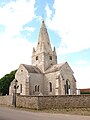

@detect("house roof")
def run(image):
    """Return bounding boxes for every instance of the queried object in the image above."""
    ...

[79,88,90,92]
[22,64,42,74]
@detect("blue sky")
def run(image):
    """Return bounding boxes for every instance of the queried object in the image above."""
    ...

[0,0,90,89]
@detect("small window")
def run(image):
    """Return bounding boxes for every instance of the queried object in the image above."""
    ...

[20,84,22,93]
[69,85,70,89]
[21,70,23,72]
[35,85,40,92]
[49,82,52,92]
[35,85,37,92]
[49,56,52,60]
[36,56,38,60]
[38,85,39,92]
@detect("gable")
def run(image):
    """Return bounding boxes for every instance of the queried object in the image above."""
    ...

[61,62,76,82]
[16,64,42,74]
[15,64,28,78]
[61,62,74,74]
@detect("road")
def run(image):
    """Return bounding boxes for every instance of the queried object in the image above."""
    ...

[0,107,90,120]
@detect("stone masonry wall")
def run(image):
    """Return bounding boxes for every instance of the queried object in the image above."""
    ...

[0,95,90,109]
[0,95,12,106]
[16,95,39,109]
[38,95,90,109]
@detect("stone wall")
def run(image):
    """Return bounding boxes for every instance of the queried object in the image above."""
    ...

[0,95,39,109]
[0,95,90,109]
[38,95,90,109]
[29,73,44,95]
[45,72,58,95]
[0,95,12,106]
[16,95,39,109]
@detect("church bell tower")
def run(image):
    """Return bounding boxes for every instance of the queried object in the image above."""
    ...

[32,20,57,72]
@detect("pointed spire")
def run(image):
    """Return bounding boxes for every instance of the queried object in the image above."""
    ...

[53,47,56,54]
[32,20,57,71]
[32,47,36,56]
[33,47,35,52]
[54,46,55,51]
[41,20,46,28]
[36,20,52,53]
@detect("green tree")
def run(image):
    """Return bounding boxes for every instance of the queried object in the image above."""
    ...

[0,70,17,95]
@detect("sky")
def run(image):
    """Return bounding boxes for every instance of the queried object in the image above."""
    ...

[0,0,90,89]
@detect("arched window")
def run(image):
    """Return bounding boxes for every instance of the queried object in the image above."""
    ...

[38,85,39,92]
[36,56,38,60]
[49,56,52,60]
[65,80,70,95]
[66,80,69,94]
[35,85,40,92]
[20,84,22,93]
[35,85,37,92]
[49,82,52,92]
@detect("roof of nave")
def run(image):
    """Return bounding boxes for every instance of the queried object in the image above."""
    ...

[22,64,42,74]
[45,62,66,73]
[21,62,73,74]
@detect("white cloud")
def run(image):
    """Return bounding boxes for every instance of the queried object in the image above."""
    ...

[72,59,90,88]
[76,60,88,65]
[0,0,35,25]
[45,0,90,89]
[45,0,90,55]
[0,0,36,77]
[0,0,36,37]
[0,34,36,77]
[72,64,90,89]
[24,27,35,32]
[45,4,52,19]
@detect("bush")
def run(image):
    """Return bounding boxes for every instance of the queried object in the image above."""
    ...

[0,70,17,95]
[80,92,90,94]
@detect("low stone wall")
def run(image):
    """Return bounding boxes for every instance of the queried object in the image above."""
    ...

[38,95,90,109]
[0,95,12,106]
[0,95,90,109]
[0,95,39,109]
[16,95,39,109]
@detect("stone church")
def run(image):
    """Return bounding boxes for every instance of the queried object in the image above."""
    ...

[9,21,76,96]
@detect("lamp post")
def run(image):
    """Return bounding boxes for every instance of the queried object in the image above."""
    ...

[13,79,19,107]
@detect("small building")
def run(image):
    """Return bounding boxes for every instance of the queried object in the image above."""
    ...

[9,21,76,96]
[79,88,90,94]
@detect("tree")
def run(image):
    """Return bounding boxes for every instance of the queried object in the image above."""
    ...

[0,70,17,95]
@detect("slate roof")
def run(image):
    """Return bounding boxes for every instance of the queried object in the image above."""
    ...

[22,64,42,73]
[21,62,73,74]
[45,62,66,73]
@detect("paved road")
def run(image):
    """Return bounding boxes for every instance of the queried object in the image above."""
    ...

[0,107,90,120]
